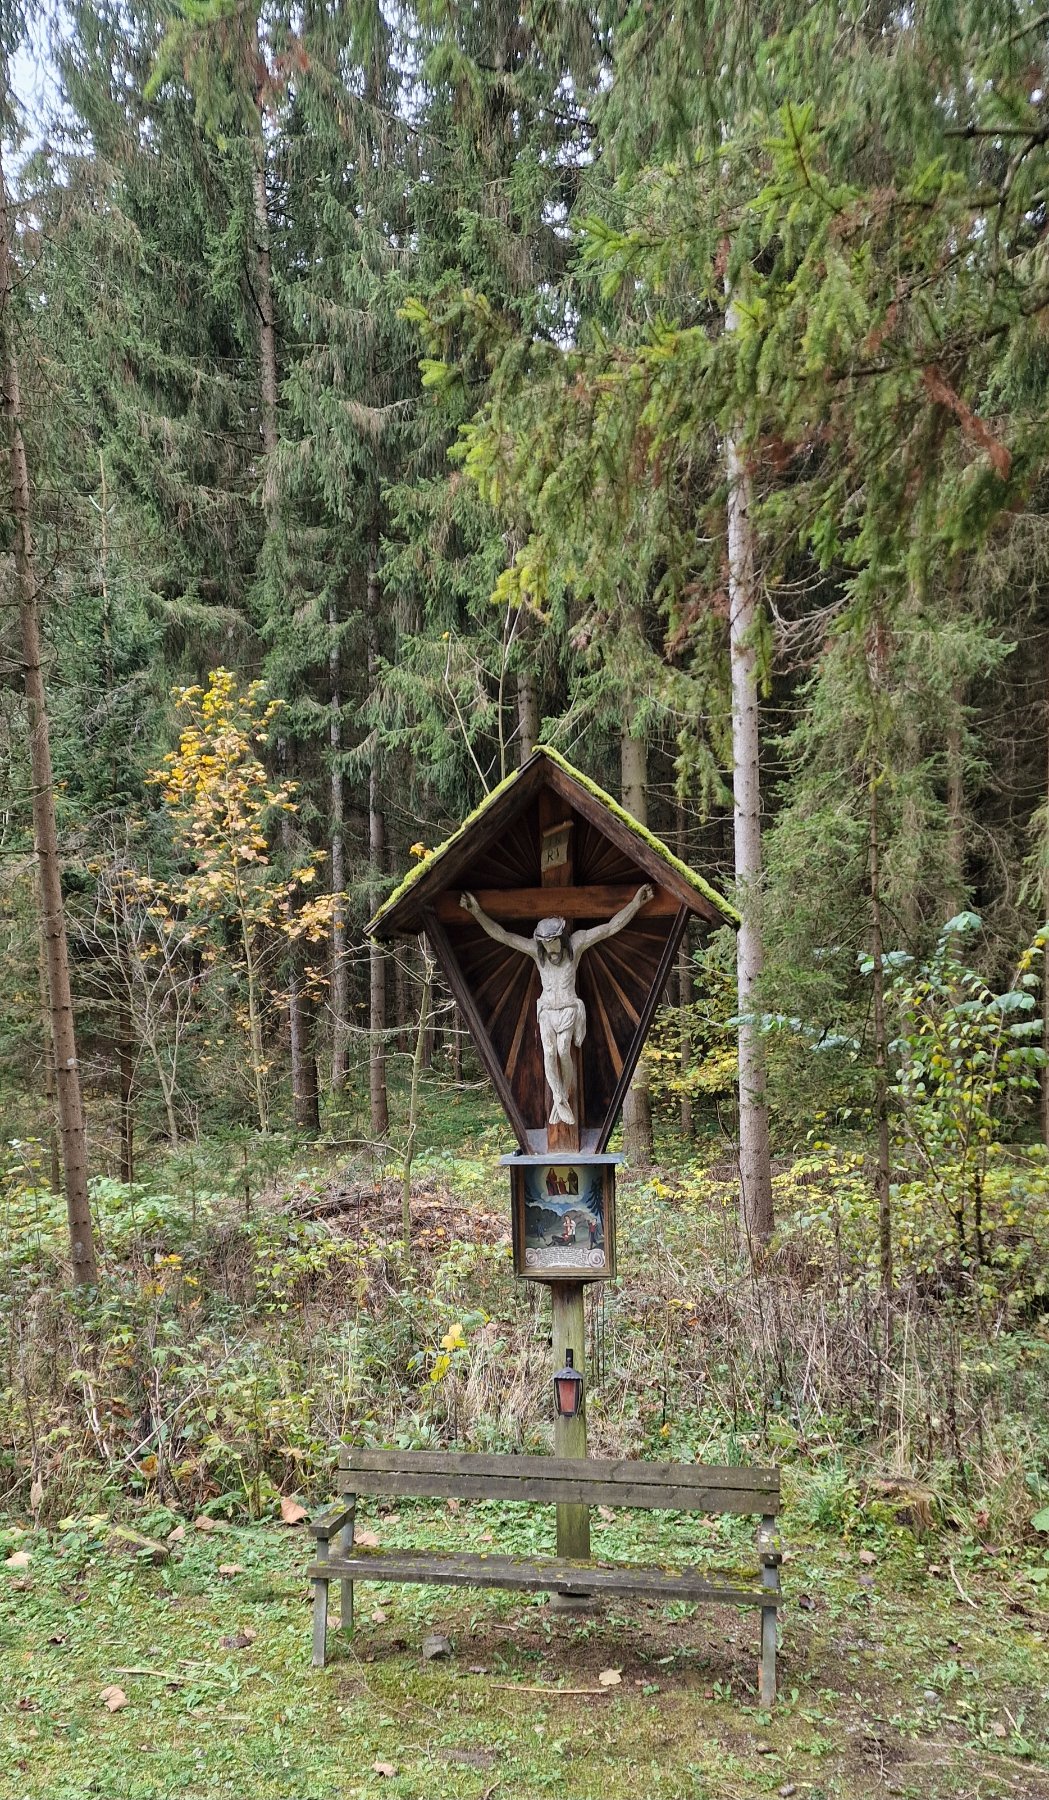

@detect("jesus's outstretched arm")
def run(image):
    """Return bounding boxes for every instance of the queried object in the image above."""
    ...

[571,883,655,956]
[459,892,537,959]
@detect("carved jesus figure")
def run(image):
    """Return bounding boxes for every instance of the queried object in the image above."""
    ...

[459,884,655,1127]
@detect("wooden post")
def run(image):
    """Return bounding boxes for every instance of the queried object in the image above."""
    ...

[551,1281,589,1561]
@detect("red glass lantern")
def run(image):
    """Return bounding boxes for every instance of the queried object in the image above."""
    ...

[553,1347,584,1418]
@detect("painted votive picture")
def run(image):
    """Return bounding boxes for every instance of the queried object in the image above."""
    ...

[520,1162,610,1276]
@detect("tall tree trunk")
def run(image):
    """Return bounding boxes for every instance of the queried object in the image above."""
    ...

[368,545,389,1139]
[725,302,774,1250]
[35,888,61,1194]
[1042,641,1049,1150]
[946,696,966,914]
[869,774,893,1294]
[1,138,97,1283]
[118,1000,134,1185]
[251,98,318,1133]
[329,592,350,1092]
[278,740,320,1134]
[517,669,539,764]
[676,803,693,1142]
[621,728,654,1161]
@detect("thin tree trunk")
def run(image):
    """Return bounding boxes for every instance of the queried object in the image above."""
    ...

[869,775,893,1294]
[1042,641,1049,1149]
[676,803,693,1142]
[239,911,270,1133]
[517,668,539,763]
[251,79,318,1132]
[251,128,279,490]
[946,691,966,913]
[35,894,60,1194]
[279,741,320,1135]
[725,300,774,1251]
[402,940,434,1247]
[368,545,389,1138]
[329,593,350,1091]
[1,136,97,1282]
[621,727,654,1161]
[394,949,410,1054]
[118,1000,134,1184]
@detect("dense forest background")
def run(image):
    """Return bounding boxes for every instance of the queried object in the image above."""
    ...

[5,0,1049,1307]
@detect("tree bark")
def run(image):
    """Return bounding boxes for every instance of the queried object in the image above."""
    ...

[329,592,350,1091]
[725,302,774,1251]
[278,740,320,1135]
[118,1000,134,1185]
[1042,640,1049,1150]
[946,696,966,914]
[368,547,389,1139]
[401,939,434,1245]
[517,668,539,764]
[35,887,61,1194]
[251,92,318,1134]
[676,803,693,1141]
[621,728,654,1161]
[869,775,893,1293]
[1,137,97,1282]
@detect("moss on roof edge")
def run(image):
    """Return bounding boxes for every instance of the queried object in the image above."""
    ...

[368,744,740,933]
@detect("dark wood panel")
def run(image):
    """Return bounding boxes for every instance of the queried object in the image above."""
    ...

[596,905,690,1150]
[374,757,549,936]
[423,908,531,1148]
[310,1546,769,1605]
[333,1471,777,1513]
[543,762,726,924]
[433,885,679,923]
[338,1448,779,1491]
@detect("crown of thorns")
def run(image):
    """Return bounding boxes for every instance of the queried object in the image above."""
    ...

[534,915,572,962]
[534,916,568,941]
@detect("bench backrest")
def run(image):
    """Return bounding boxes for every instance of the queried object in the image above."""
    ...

[337,1448,779,1516]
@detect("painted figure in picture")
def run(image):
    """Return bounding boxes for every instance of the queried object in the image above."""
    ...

[460,883,654,1127]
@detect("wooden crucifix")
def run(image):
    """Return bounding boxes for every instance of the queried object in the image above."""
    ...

[367,747,737,1161]
[459,875,654,1149]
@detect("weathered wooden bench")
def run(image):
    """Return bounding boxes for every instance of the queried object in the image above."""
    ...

[309,1448,783,1705]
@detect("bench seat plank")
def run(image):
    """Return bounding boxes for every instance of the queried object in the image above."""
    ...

[334,1468,776,1514]
[309,1544,769,1607]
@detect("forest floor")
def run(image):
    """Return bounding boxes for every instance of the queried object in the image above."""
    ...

[4,1081,1049,1797]
[3,1476,1048,1798]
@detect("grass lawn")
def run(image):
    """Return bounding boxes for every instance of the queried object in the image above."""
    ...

[2,1499,1047,1800]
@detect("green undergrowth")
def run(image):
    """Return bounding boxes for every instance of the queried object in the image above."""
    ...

[1,1505,1047,1800]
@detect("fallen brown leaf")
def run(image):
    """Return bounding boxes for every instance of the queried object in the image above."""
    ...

[598,1668,622,1687]
[217,1564,243,1578]
[279,1497,308,1526]
[857,1549,876,1566]
[355,1528,380,1548]
[4,1551,30,1569]
[372,1761,397,1778]
[100,1685,128,1712]
[193,1516,218,1534]
[370,1606,387,1623]
[167,1525,186,1543]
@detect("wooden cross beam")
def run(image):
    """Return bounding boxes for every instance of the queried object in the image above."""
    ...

[433,885,678,924]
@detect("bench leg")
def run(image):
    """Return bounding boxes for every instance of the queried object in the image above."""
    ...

[760,1603,777,1708]
[312,1575,330,1668]
[337,1507,355,1635]
[758,1513,780,1708]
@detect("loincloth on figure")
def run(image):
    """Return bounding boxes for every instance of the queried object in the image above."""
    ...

[537,997,587,1048]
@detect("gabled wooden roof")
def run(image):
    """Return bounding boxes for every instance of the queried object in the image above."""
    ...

[368,745,738,940]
